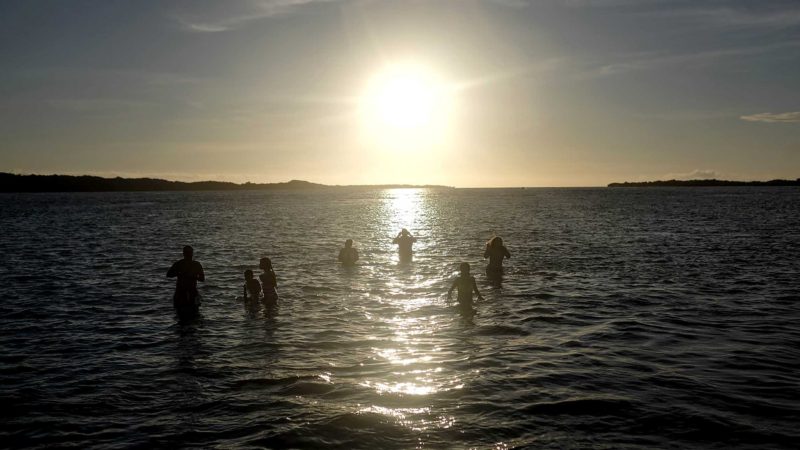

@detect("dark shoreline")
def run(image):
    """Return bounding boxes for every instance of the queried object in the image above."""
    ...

[0,173,453,193]
[608,178,800,187]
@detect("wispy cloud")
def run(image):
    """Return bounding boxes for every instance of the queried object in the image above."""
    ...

[47,98,155,113]
[174,0,335,33]
[581,39,800,78]
[740,112,800,123]
[641,5,800,30]
[557,1,800,30]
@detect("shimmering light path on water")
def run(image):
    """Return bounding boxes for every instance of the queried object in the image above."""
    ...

[1,188,799,448]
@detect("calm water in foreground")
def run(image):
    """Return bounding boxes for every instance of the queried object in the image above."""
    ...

[1,188,798,449]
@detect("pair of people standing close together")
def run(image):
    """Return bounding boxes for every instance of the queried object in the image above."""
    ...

[336,228,414,267]
[243,257,279,308]
[447,236,511,314]
[167,232,510,318]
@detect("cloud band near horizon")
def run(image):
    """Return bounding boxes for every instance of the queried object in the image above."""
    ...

[740,112,800,123]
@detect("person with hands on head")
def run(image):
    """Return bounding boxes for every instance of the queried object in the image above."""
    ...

[392,228,417,263]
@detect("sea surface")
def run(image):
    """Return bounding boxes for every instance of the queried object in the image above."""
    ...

[1,187,798,449]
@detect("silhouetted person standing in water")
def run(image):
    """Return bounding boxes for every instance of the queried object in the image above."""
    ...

[259,257,278,308]
[167,245,205,316]
[243,269,262,302]
[338,239,359,266]
[484,236,511,274]
[393,228,417,263]
[448,262,484,315]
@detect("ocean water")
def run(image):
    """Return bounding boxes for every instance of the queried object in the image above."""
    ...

[0,187,798,449]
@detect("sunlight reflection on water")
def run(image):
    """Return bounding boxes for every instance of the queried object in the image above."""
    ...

[384,188,424,234]
[2,188,798,448]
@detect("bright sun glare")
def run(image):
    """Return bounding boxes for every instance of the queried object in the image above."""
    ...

[359,63,453,150]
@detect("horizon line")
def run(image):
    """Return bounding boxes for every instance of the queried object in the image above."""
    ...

[2,171,798,190]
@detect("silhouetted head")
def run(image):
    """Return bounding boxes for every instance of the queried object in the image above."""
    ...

[259,257,272,271]
[401,228,410,236]
[345,239,353,248]
[244,269,254,280]
[183,245,193,259]
[460,262,470,275]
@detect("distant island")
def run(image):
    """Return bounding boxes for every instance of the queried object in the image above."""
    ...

[608,178,800,187]
[0,173,453,192]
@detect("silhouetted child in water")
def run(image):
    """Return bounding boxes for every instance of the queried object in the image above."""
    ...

[259,257,278,307]
[243,269,262,302]
[484,236,511,273]
[448,263,484,314]
[338,239,359,266]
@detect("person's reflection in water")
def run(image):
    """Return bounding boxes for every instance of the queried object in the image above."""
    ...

[167,245,205,320]
[448,263,484,316]
[338,239,359,267]
[171,323,206,435]
[392,228,417,263]
[484,236,511,283]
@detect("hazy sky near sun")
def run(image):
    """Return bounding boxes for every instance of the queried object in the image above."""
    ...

[1,0,799,187]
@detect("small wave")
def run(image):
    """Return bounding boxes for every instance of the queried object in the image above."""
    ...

[521,397,634,416]
[474,324,529,336]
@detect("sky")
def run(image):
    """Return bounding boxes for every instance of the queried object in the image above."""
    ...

[1,0,798,187]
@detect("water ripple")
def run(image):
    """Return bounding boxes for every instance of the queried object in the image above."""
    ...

[1,188,799,448]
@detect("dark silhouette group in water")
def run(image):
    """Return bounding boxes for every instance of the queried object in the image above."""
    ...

[168,230,510,319]
[240,257,279,315]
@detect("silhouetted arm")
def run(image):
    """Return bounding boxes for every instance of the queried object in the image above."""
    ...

[472,277,484,302]
[338,248,345,263]
[447,281,457,301]
[353,249,359,262]
[197,264,205,282]
[167,262,178,278]
[243,283,247,300]
[484,244,490,259]
[503,246,511,259]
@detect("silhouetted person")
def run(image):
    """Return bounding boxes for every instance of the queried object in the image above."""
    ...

[243,269,262,302]
[167,245,205,316]
[259,257,278,307]
[338,239,359,266]
[484,236,511,274]
[392,228,417,263]
[448,262,484,315]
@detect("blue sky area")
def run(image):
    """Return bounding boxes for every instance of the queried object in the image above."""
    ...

[1,0,798,186]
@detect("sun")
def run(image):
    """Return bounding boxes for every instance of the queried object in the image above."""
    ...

[359,63,453,150]
[366,68,438,129]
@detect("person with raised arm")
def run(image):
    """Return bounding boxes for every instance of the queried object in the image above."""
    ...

[484,236,511,274]
[392,228,417,263]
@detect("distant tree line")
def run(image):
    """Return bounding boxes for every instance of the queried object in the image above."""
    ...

[608,178,800,187]
[0,173,452,192]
